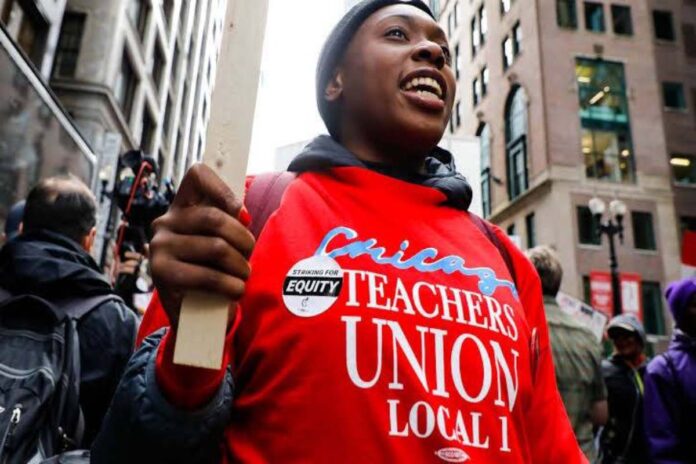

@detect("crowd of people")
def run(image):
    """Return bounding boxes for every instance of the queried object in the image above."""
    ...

[0,1,694,463]
[527,246,696,463]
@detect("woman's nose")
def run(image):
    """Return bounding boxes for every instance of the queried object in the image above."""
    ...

[412,40,446,69]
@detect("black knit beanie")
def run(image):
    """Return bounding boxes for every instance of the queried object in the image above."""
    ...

[316,0,435,137]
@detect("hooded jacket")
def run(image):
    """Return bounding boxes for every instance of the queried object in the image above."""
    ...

[92,137,585,463]
[0,230,139,446]
[600,314,649,464]
[644,294,696,464]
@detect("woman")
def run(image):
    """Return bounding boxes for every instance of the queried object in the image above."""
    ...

[92,1,584,462]
[644,277,696,463]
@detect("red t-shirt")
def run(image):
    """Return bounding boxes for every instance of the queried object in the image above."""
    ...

[141,167,586,463]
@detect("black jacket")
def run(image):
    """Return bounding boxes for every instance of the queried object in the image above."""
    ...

[0,230,139,446]
[600,355,650,464]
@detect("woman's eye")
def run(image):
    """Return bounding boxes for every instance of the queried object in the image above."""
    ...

[386,28,407,39]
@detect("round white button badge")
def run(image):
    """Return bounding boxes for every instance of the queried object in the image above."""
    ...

[282,255,343,318]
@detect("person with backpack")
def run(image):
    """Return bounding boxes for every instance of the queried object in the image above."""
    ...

[599,314,650,464]
[92,1,585,462]
[644,277,696,463]
[0,175,139,461]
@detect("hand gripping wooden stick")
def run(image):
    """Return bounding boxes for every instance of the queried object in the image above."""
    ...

[173,0,269,369]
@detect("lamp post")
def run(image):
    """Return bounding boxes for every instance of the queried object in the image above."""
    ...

[588,197,627,316]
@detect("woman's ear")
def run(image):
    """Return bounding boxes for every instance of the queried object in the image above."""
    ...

[324,69,344,103]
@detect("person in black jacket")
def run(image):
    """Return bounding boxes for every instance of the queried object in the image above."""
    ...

[0,175,139,446]
[599,314,650,464]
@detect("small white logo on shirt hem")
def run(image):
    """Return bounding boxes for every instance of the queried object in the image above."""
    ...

[435,447,470,462]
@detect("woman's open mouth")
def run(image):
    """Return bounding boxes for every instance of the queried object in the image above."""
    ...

[400,71,447,112]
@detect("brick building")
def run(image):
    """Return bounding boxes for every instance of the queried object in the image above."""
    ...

[432,0,696,339]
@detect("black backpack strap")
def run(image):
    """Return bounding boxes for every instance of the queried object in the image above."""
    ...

[58,294,126,321]
[469,214,518,287]
[246,172,297,239]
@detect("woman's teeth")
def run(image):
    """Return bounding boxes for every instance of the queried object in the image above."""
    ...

[402,76,443,100]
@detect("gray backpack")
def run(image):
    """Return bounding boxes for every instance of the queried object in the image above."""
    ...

[0,288,121,464]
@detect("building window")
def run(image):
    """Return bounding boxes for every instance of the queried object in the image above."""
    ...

[501,0,512,15]
[526,212,536,248]
[454,1,460,27]
[114,51,137,121]
[454,43,461,79]
[472,78,480,107]
[197,137,203,162]
[127,0,148,39]
[683,24,696,58]
[52,12,86,79]
[152,43,166,92]
[174,129,184,180]
[653,10,675,41]
[171,43,180,81]
[681,216,696,234]
[577,206,600,245]
[163,96,173,142]
[512,22,522,56]
[582,275,591,303]
[162,0,174,27]
[611,5,632,36]
[481,66,489,97]
[502,35,513,69]
[642,281,665,335]
[447,12,453,37]
[141,106,155,153]
[632,211,656,250]
[671,154,696,185]
[3,0,49,67]
[429,0,441,17]
[662,82,686,109]
[471,16,480,56]
[507,223,516,236]
[557,0,577,29]
[479,124,492,218]
[505,86,529,200]
[479,6,487,45]
[584,2,605,33]
[455,101,462,127]
[576,58,635,182]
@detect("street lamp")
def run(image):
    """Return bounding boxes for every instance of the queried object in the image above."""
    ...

[588,196,627,316]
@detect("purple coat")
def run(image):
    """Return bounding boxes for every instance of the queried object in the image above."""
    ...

[644,331,696,463]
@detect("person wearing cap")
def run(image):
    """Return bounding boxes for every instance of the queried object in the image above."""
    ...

[1,200,25,245]
[644,277,696,463]
[599,314,650,464]
[92,1,585,462]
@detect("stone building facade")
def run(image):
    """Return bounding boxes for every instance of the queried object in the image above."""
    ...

[50,0,226,183]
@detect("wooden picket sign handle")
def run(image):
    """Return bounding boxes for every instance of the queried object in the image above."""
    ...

[173,0,269,369]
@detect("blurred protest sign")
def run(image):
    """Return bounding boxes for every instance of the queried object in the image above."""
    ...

[556,291,609,342]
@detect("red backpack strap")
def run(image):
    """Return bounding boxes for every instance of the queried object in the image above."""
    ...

[469,214,518,287]
[245,171,297,239]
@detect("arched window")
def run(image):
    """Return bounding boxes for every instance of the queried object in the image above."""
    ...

[478,123,492,217]
[505,86,529,200]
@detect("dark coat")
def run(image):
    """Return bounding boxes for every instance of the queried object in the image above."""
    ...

[0,230,139,446]
[600,355,650,464]
[644,331,696,464]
